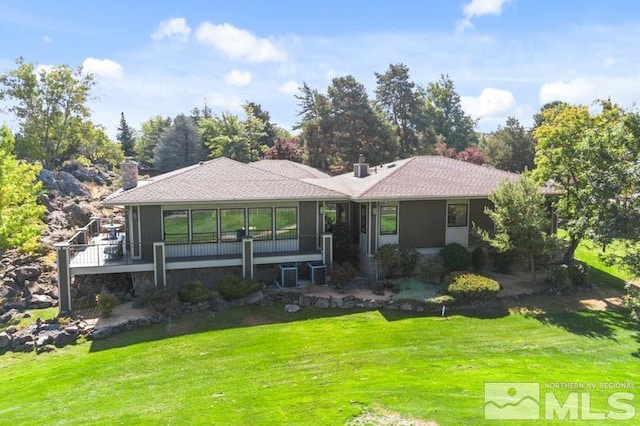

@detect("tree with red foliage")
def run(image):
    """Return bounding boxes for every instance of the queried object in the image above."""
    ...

[262,137,304,162]
[456,146,485,165]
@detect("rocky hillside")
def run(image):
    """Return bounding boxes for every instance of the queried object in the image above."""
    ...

[0,162,120,320]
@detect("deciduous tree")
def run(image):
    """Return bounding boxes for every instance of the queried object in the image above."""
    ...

[477,174,559,284]
[135,115,171,164]
[0,58,95,167]
[0,126,45,252]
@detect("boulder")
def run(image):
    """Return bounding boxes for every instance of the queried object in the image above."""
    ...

[0,308,18,323]
[4,326,18,335]
[54,331,77,348]
[42,344,56,353]
[56,171,90,197]
[284,304,300,313]
[62,202,91,228]
[26,281,45,296]
[314,297,330,309]
[0,284,17,300]
[14,265,42,284]
[38,169,58,190]
[24,341,35,352]
[29,294,56,309]
[38,194,57,212]
[0,332,10,348]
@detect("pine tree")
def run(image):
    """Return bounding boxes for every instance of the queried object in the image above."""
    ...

[116,112,136,157]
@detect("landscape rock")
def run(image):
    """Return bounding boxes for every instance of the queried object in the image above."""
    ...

[0,308,18,323]
[284,304,300,313]
[0,284,17,300]
[4,325,18,335]
[56,171,90,197]
[29,294,56,309]
[54,331,76,348]
[41,344,56,353]
[38,169,58,190]
[63,202,92,228]
[24,341,35,352]
[314,297,330,309]
[0,332,10,348]
[26,281,45,296]
[14,265,42,284]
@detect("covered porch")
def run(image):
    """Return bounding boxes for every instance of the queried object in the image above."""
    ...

[55,216,333,315]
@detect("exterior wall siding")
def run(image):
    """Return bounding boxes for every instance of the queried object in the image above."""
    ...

[399,200,446,248]
[140,205,162,261]
[469,199,494,235]
[299,201,317,252]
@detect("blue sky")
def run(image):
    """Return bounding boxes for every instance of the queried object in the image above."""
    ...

[2,0,640,139]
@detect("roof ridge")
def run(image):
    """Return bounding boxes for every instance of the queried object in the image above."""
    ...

[246,159,347,196]
[357,156,417,198]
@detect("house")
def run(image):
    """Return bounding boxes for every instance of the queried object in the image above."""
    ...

[54,155,555,314]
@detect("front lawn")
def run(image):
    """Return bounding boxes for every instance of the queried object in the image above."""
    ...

[0,303,638,424]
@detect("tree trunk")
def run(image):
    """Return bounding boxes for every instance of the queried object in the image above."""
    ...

[530,253,537,286]
[563,237,580,264]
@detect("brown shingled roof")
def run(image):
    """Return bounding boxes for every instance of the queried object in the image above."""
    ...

[249,159,331,179]
[104,157,346,205]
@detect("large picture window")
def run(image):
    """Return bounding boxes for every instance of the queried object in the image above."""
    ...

[192,210,217,243]
[275,207,297,239]
[380,206,398,235]
[220,209,246,241]
[163,210,189,244]
[447,204,468,228]
[249,208,273,240]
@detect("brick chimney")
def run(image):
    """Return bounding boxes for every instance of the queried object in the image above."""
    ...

[122,159,139,191]
[354,154,369,178]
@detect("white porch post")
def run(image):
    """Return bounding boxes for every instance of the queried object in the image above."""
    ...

[55,243,72,315]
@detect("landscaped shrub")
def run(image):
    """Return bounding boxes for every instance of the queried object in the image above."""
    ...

[144,288,176,312]
[95,291,119,317]
[217,276,262,301]
[568,262,589,286]
[440,243,471,272]
[445,273,500,299]
[491,250,516,273]
[329,262,357,292]
[420,255,445,284]
[545,264,569,288]
[471,247,485,271]
[177,280,211,304]
[375,244,420,278]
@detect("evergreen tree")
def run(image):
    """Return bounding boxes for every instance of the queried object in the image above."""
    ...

[425,74,478,151]
[116,112,136,157]
[135,115,172,164]
[153,115,206,172]
[0,126,46,252]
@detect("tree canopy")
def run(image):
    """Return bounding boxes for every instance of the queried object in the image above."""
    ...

[0,58,95,168]
[116,112,136,157]
[0,126,46,252]
[477,174,559,284]
[153,114,206,172]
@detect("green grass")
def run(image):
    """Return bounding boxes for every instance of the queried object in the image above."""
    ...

[0,305,638,425]
[558,229,633,289]
[0,233,638,424]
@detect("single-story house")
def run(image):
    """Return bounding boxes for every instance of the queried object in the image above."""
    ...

[54,155,555,313]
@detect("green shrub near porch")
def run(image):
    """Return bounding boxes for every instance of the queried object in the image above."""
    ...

[445,273,500,299]
[217,276,262,301]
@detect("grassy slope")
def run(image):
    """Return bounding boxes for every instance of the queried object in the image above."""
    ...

[0,306,638,425]
[0,236,638,424]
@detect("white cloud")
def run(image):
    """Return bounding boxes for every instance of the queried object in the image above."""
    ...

[539,76,640,106]
[195,22,287,62]
[603,56,615,68]
[82,58,124,79]
[279,80,299,95]
[151,17,191,43]
[35,64,54,74]
[456,0,510,33]
[461,88,516,119]
[42,35,52,44]
[206,93,244,111]
[223,69,252,86]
